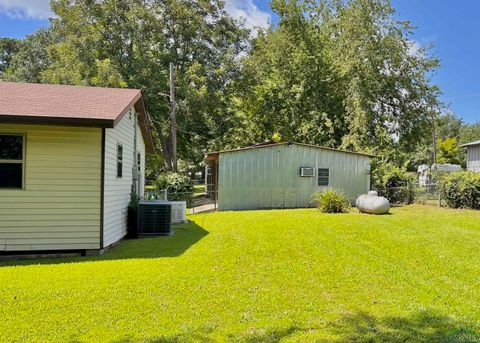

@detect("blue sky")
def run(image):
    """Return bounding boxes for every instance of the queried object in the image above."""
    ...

[0,0,478,123]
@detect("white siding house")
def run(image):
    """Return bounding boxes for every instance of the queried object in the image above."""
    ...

[462,140,480,172]
[103,109,146,247]
[0,82,154,254]
[0,125,102,251]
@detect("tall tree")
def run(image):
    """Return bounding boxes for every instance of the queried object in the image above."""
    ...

[436,112,463,141]
[4,0,447,169]
[2,28,58,83]
[0,38,22,78]
[238,0,442,157]
[236,3,346,147]
[412,112,480,167]
[436,137,464,165]
[460,122,480,145]
[5,0,249,171]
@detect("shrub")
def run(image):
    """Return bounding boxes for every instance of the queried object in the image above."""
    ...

[155,172,194,204]
[128,192,141,209]
[126,192,140,239]
[384,174,415,205]
[440,171,480,209]
[313,188,351,213]
[371,161,415,204]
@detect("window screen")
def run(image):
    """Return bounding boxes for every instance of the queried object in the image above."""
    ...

[0,134,24,189]
[117,144,123,178]
[318,168,329,186]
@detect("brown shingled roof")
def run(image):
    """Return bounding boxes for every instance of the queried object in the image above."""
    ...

[0,82,154,152]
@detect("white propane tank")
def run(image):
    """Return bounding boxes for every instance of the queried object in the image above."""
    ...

[356,191,390,215]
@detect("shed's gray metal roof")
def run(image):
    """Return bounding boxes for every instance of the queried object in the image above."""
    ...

[206,142,375,158]
[461,140,480,147]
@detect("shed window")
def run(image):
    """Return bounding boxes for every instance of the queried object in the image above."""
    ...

[0,134,24,189]
[318,168,329,186]
[117,144,123,178]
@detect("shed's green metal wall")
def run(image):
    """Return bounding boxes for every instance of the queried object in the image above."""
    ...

[218,144,371,210]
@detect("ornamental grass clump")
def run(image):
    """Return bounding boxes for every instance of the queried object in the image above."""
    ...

[314,188,351,213]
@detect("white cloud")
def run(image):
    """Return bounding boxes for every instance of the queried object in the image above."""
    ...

[0,0,52,19]
[407,40,423,57]
[0,0,272,31]
[224,0,271,30]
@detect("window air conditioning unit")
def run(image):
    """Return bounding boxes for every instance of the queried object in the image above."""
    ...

[299,167,315,177]
[138,201,172,235]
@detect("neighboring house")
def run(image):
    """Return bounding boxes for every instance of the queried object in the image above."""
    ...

[461,140,480,172]
[417,164,430,187]
[418,163,462,187]
[0,82,154,254]
[431,163,461,173]
[205,142,373,211]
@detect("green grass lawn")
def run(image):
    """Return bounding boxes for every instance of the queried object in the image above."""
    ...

[194,184,206,191]
[1,205,480,342]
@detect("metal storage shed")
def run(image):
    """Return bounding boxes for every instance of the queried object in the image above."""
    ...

[205,142,373,211]
[461,140,480,172]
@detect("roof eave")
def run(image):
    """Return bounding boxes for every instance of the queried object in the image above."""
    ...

[0,89,156,154]
[460,141,480,148]
[205,142,376,158]
[133,96,155,154]
[0,114,115,128]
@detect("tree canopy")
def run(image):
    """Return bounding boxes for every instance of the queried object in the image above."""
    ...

[430,113,480,166]
[1,0,470,172]
[2,0,249,171]
[0,38,22,77]
[237,0,441,158]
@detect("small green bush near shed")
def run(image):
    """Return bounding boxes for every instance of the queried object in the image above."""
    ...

[371,161,415,204]
[314,188,351,213]
[155,172,194,204]
[440,171,480,209]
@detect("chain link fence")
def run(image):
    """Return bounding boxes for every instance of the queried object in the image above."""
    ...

[145,178,445,212]
[413,182,444,206]
[145,180,218,214]
[377,181,444,207]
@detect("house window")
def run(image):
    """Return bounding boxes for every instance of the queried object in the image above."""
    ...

[318,168,329,186]
[117,144,123,178]
[137,152,142,189]
[0,134,24,189]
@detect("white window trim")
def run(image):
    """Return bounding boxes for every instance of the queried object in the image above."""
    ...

[318,167,330,187]
[0,133,26,190]
[116,143,123,179]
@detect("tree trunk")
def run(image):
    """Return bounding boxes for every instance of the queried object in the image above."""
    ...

[169,62,177,172]
[152,120,173,171]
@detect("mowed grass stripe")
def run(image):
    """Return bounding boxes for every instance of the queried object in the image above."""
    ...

[1,205,480,342]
